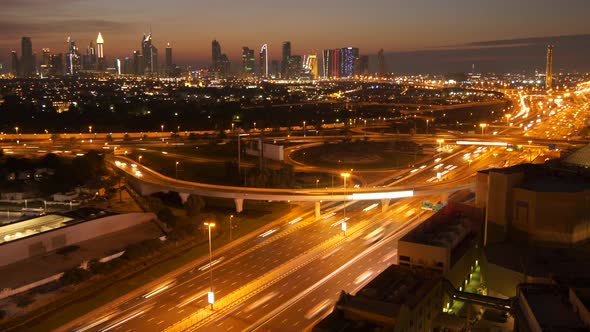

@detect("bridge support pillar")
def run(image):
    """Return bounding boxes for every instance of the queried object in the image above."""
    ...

[234,198,244,213]
[315,201,321,220]
[178,192,190,204]
[440,192,449,205]
[381,199,390,212]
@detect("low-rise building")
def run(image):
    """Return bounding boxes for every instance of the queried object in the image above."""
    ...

[313,265,443,332]
[516,283,590,331]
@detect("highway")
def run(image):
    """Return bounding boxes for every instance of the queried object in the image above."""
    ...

[41,87,590,331]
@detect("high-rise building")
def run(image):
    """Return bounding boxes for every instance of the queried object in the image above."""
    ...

[303,54,318,79]
[377,48,386,77]
[40,48,51,77]
[270,60,280,79]
[322,49,343,78]
[241,47,255,77]
[287,55,302,79]
[133,50,142,75]
[82,42,96,71]
[211,39,230,78]
[212,39,222,73]
[339,47,359,78]
[165,43,173,76]
[259,44,268,78]
[282,41,291,78]
[358,55,369,76]
[545,45,554,90]
[11,50,19,76]
[49,53,64,76]
[142,33,158,75]
[21,37,35,77]
[96,32,105,71]
[65,37,81,75]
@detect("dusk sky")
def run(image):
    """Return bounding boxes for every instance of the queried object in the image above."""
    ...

[1,0,589,72]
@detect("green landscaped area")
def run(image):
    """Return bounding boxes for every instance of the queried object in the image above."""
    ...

[14,198,291,332]
[290,141,423,170]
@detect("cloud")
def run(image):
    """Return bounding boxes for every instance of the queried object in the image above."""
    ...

[0,19,130,37]
[2,0,85,9]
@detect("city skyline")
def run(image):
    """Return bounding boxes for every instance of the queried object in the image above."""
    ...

[1,0,590,73]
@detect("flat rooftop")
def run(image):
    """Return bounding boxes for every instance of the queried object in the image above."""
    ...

[0,214,73,245]
[0,208,114,245]
[400,204,479,250]
[520,284,587,331]
[485,163,590,193]
[313,266,441,331]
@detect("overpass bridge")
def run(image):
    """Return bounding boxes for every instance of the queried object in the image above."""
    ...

[112,156,474,218]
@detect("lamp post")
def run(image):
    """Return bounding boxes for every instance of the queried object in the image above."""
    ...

[88,125,92,134]
[138,155,143,164]
[303,121,306,137]
[14,127,19,135]
[161,124,164,133]
[341,172,351,236]
[204,222,216,310]
[505,114,512,126]
[175,161,179,179]
[316,179,319,189]
[479,123,487,136]
[229,215,234,241]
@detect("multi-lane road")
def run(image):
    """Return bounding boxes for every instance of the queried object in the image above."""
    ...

[20,87,590,331]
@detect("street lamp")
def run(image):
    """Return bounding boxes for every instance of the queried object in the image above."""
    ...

[316,179,319,189]
[229,215,234,241]
[204,222,216,310]
[341,172,351,235]
[14,127,19,135]
[161,124,164,133]
[175,161,179,179]
[505,114,512,125]
[138,155,143,163]
[479,123,487,136]
[303,121,306,137]
[88,125,92,134]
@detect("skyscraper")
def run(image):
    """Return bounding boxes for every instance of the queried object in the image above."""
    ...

[339,47,359,78]
[40,48,51,77]
[287,55,302,79]
[303,54,318,79]
[133,50,142,75]
[96,32,105,71]
[82,41,96,70]
[282,41,291,78]
[65,37,81,75]
[21,37,35,77]
[259,44,268,78]
[545,45,554,90]
[242,47,255,77]
[165,43,173,76]
[358,55,369,76]
[211,40,230,78]
[142,33,158,75]
[212,39,222,74]
[49,53,64,76]
[377,48,386,77]
[11,50,19,76]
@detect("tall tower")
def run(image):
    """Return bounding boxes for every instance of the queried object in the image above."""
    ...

[21,37,34,77]
[212,39,221,73]
[242,47,255,77]
[282,41,291,78]
[377,48,386,78]
[96,32,104,71]
[260,44,268,78]
[11,50,19,76]
[142,33,157,75]
[545,45,554,90]
[165,43,172,76]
